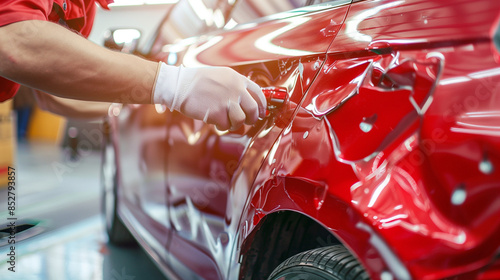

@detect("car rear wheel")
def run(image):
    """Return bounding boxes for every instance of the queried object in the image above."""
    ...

[101,125,135,245]
[267,245,370,280]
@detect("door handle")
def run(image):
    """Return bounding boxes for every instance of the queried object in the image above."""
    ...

[262,87,288,111]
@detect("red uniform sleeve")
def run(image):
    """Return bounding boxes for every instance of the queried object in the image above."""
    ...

[0,0,113,102]
[0,0,54,27]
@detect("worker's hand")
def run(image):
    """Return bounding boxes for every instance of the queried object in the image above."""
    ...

[152,62,267,130]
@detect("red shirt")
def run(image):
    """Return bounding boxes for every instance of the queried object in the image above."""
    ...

[0,0,113,102]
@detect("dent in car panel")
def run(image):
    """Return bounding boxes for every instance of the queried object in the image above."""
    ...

[305,51,442,162]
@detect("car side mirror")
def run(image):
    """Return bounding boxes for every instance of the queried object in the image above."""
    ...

[103,28,142,54]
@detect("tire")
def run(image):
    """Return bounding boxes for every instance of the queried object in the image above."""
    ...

[267,245,370,280]
[100,124,135,246]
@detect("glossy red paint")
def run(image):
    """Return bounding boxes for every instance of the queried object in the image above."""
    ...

[157,3,350,277]
[300,46,500,279]
[328,0,500,56]
[184,4,349,65]
[107,0,500,279]
[314,1,500,278]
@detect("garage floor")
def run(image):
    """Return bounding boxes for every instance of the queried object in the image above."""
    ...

[0,141,168,280]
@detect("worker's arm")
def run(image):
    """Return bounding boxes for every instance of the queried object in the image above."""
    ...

[0,20,156,104]
[0,20,267,130]
[33,90,111,120]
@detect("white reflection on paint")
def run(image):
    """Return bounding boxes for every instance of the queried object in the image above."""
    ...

[182,36,224,67]
[345,1,404,43]
[441,67,500,85]
[254,18,316,57]
[368,175,391,208]
[356,222,411,280]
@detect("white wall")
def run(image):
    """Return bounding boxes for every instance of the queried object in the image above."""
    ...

[88,4,173,52]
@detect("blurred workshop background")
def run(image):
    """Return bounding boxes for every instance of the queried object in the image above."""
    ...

[0,1,175,279]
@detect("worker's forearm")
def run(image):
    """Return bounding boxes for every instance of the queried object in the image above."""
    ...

[0,20,157,104]
[34,90,111,120]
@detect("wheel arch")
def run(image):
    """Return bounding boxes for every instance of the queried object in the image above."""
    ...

[238,210,341,280]
[236,174,404,280]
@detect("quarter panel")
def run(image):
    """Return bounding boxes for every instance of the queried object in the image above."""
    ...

[239,1,500,280]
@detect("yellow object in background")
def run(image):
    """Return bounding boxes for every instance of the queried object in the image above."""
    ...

[27,106,66,143]
[0,100,15,187]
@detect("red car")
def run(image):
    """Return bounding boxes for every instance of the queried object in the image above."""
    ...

[101,0,500,279]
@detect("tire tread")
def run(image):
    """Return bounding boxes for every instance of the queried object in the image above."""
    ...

[268,245,370,280]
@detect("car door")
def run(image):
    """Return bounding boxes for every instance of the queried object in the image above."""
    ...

[161,0,351,278]
[110,104,170,262]
[113,103,171,263]
[115,0,227,270]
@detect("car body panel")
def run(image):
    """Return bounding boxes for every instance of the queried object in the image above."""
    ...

[113,104,171,265]
[107,0,500,279]
[235,0,500,279]
[182,1,350,66]
[163,3,350,278]
[328,0,498,55]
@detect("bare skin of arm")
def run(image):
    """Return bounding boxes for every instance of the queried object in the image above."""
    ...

[0,20,158,104]
[33,90,111,119]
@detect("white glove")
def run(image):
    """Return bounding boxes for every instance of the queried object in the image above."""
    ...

[152,62,267,131]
